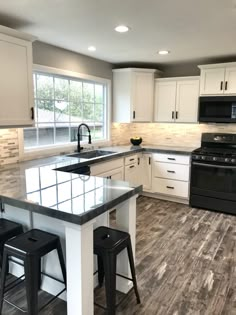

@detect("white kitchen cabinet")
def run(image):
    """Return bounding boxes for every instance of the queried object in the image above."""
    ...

[96,167,124,180]
[152,153,190,200]
[124,163,138,184]
[0,26,36,127]
[199,62,236,95]
[113,68,159,123]
[138,153,152,191]
[90,158,123,177]
[154,77,199,123]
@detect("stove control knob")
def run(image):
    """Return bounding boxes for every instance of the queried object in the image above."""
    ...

[225,158,229,162]
[213,157,217,161]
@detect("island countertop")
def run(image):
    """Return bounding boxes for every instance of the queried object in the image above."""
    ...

[0,159,142,225]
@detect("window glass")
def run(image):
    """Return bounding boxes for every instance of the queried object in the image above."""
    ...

[24,72,108,149]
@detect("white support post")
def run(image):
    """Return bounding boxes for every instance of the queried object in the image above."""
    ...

[64,219,95,315]
[115,195,138,293]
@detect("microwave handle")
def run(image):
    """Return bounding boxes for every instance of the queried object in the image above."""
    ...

[192,162,236,169]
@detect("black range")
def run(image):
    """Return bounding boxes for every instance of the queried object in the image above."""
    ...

[190,133,236,215]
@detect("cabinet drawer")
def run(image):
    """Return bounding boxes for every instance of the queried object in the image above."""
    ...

[125,154,138,165]
[90,158,123,176]
[152,153,190,165]
[152,178,189,198]
[153,161,189,181]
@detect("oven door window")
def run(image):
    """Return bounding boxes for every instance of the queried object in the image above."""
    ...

[191,162,236,200]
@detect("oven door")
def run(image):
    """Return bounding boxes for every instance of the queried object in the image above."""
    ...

[190,161,236,201]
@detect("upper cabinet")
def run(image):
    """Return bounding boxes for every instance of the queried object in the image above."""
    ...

[199,63,236,95]
[154,77,199,123]
[112,68,160,123]
[0,25,36,128]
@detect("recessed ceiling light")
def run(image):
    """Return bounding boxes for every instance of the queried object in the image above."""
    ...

[158,50,170,55]
[88,46,96,51]
[115,25,130,33]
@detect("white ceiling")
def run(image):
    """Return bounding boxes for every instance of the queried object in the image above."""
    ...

[1,0,236,65]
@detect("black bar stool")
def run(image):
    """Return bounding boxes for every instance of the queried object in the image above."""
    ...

[0,218,23,270]
[0,229,67,315]
[94,226,140,315]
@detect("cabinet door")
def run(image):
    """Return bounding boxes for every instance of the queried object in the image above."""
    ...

[154,81,176,122]
[132,72,154,122]
[200,68,225,95]
[138,154,152,191]
[0,34,34,127]
[124,163,138,184]
[224,67,236,94]
[175,79,199,123]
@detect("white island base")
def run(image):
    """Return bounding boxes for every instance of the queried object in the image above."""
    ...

[1,195,138,315]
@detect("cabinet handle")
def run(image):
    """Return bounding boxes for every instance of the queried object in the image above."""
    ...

[133,111,136,119]
[167,157,176,161]
[166,186,174,189]
[175,111,178,119]
[220,81,223,90]
[129,158,135,161]
[167,170,175,173]
[149,157,151,165]
[129,165,135,169]
[31,107,34,120]
[225,81,228,91]
[172,111,174,119]
[138,157,140,165]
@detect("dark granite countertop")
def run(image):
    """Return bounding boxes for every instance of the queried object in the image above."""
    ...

[0,144,195,225]
[0,161,142,225]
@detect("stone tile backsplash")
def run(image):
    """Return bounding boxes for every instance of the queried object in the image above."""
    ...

[2,123,236,165]
[0,129,19,166]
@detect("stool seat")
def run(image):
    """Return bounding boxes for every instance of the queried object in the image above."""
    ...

[94,226,130,252]
[0,228,67,315]
[5,229,60,257]
[94,226,140,315]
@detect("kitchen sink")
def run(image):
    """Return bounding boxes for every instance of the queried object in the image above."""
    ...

[67,150,117,159]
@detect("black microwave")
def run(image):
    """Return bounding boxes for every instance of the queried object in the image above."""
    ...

[199,96,236,123]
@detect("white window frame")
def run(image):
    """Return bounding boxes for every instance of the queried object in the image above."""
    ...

[18,64,111,161]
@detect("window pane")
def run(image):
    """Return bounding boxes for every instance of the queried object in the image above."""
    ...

[70,102,82,122]
[95,103,103,122]
[36,74,54,99]
[83,102,94,121]
[55,77,69,101]
[70,127,78,142]
[55,101,69,122]
[38,125,54,146]
[83,82,94,103]
[70,81,82,103]
[55,124,70,143]
[38,100,54,122]
[24,128,37,148]
[95,84,104,103]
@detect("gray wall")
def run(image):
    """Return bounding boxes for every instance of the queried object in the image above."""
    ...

[33,41,113,80]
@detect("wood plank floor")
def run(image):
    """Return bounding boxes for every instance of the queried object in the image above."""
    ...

[2,196,236,314]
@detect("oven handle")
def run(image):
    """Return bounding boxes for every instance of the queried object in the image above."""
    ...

[192,162,236,169]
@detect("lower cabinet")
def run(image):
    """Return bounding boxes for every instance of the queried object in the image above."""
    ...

[97,167,124,180]
[138,153,152,191]
[152,153,190,200]
[124,154,138,184]
[90,158,124,180]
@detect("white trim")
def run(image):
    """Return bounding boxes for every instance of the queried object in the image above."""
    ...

[112,67,162,74]
[155,76,200,82]
[34,64,111,84]
[20,65,112,160]
[0,25,37,42]
[198,62,236,70]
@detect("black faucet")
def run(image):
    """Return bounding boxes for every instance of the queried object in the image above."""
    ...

[77,123,92,152]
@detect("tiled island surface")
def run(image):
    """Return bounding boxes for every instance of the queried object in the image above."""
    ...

[0,156,142,315]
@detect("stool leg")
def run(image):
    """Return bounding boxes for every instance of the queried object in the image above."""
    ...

[97,256,104,288]
[56,241,67,288]
[103,253,116,315]
[0,251,8,313]
[127,240,141,304]
[36,258,41,290]
[25,256,39,315]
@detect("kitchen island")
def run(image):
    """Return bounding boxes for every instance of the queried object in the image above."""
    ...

[0,158,142,315]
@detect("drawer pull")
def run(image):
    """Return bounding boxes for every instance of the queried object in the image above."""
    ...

[166,186,174,189]
[167,170,175,173]
[129,165,135,169]
[129,158,135,161]
[167,157,176,161]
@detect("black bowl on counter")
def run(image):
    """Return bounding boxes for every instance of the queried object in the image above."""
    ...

[130,137,142,146]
